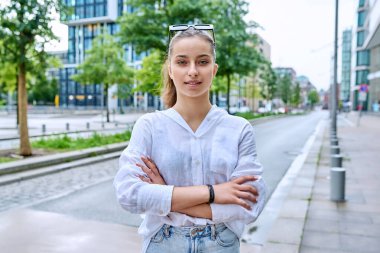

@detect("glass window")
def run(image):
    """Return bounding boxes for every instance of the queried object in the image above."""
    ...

[77,84,85,94]
[86,84,94,93]
[69,27,75,38]
[95,84,101,94]
[84,38,92,51]
[95,3,105,16]
[357,31,365,47]
[358,11,367,27]
[68,80,76,93]
[356,70,369,84]
[96,0,105,3]
[76,6,85,19]
[76,0,84,5]
[85,5,94,18]
[84,26,93,37]
[359,0,365,7]
[357,50,370,66]
[85,0,94,4]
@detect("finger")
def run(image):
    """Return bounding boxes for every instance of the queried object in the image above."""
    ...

[138,175,152,184]
[236,191,257,203]
[238,184,259,196]
[233,175,257,184]
[141,157,159,175]
[136,163,155,178]
[236,198,252,210]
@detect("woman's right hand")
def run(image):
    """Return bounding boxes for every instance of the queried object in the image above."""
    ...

[213,176,259,210]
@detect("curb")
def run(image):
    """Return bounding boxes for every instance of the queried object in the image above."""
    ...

[0,141,129,176]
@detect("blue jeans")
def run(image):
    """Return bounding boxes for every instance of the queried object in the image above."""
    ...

[146,223,240,253]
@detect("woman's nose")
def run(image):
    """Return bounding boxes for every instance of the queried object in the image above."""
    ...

[187,63,198,76]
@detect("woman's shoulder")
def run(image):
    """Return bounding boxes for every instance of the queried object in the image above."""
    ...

[134,110,167,128]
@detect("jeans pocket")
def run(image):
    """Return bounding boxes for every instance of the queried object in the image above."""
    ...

[216,227,238,247]
[150,228,164,243]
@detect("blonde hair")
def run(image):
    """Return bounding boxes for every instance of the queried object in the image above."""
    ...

[161,28,216,108]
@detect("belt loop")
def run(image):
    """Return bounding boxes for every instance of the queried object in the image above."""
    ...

[211,224,216,240]
[163,225,170,237]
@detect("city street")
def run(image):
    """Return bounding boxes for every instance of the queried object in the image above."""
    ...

[0,110,326,228]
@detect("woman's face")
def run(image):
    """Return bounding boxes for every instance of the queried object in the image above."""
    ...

[168,36,218,101]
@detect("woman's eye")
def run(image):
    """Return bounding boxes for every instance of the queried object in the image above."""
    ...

[177,60,187,65]
[199,60,209,65]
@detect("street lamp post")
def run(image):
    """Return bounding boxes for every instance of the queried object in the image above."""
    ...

[332,0,339,135]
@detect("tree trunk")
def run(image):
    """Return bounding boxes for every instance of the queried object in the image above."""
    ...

[105,83,110,122]
[18,61,32,156]
[227,74,231,113]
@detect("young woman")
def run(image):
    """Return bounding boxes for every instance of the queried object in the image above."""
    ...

[114,24,266,253]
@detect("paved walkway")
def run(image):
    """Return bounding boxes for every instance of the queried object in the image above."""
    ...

[262,112,380,252]
[0,111,379,252]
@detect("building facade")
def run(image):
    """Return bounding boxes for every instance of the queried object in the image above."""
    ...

[353,0,371,110]
[364,0,380,111]
[341,29,352,102]
[59,0,151,109]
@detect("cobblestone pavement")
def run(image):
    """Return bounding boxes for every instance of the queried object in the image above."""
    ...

[0,158,119,212]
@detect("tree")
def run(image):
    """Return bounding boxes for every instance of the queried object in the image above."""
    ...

[291,81,301,108]
[258,61,277,101]
[277,75,292,107]
[0,0,67,156]
[118,0,265,112]
[308,90,320,108]
[135,50,162,95]
[72,31,134,122]
[205,0,264,113]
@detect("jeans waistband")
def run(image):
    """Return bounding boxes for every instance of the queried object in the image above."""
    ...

[162,223,226,239]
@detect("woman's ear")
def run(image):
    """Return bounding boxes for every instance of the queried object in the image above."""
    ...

[213,63,219,77]
[168,64,173,79]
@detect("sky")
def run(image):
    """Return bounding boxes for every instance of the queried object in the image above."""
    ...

[48,0,357,91]
[247,0,357,91]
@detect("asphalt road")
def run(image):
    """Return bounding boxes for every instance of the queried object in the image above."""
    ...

[30,110,327,226]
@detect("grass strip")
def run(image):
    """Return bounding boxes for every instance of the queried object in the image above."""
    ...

[31,130,131,151]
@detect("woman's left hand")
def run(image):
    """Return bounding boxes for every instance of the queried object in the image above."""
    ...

[136,156,166,185]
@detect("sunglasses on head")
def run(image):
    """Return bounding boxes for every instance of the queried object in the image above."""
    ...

[168,24,216,45]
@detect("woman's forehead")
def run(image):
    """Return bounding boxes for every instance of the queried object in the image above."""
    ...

[171,37,213,57]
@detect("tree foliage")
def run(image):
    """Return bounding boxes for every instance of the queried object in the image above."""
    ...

[0,0,68,156]
[258,61,277,101]
[135,50,162,95]
[277,75,292,106]
[291,81,301,107]
[72,31,134,122]
[308,90,319,108]
[118,0,265,111]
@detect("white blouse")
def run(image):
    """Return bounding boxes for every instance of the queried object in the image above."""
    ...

[114,105,266,253]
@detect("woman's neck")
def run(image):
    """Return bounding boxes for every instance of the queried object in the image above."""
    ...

[173,97,212,131]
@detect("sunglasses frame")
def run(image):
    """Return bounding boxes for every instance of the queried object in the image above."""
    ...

[168,24,216,45]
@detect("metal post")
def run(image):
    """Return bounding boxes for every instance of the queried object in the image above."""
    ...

[330,145,340,155]
[332,0,339,135]
[86,122,90,130]
[330,138,339,146]
[42,124,46,134]
[66,123,70,131]
[330,167,346,201]
[331,154,343,167]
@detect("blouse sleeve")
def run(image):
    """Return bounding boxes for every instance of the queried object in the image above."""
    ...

[210,123,267,224]
[113,115,174,216]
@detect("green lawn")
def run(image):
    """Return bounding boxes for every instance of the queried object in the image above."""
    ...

[31,130,131,151]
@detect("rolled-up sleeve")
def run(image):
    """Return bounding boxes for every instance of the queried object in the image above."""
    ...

[113,115,174,216]
[211,123,266,224]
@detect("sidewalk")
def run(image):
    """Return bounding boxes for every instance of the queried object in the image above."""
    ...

[262,112,380,252]
[0,112,379,252]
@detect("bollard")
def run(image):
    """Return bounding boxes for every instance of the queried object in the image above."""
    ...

[42,124,46,134]
[101,122,105,129]
[330,145,340,155]
[330,138,339,146]
[66,123,70,131]
[86,122,90,130]
[330,167,346,201]
[115,122,118,127]
[331,154,343,167]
